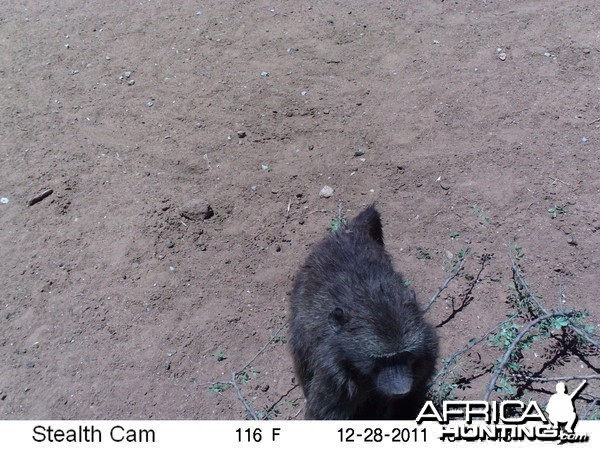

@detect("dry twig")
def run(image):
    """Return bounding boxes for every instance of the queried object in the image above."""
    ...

[424,256,466,313]
[28,189,53,206]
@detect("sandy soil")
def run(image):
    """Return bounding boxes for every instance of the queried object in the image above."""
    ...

[1,0,598,420]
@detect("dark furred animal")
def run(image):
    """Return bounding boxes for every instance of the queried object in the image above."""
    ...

[289,205,438,419]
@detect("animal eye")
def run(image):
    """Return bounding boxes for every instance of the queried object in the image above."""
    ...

[331,307,345,323]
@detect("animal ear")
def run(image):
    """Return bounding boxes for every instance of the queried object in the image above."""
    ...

[328,307,350,331]
[349,204,384,246]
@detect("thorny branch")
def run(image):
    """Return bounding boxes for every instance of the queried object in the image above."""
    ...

[509,248,599,349]
[431,312,519,385]
[513,374,600,382]
[203,323,288,420]
[483,311,578,402]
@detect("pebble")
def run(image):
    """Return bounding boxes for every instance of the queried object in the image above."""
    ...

[237,130,247,138]
[319,185,334,198]
[498,52,506,61]
[166,240,175,248]
[147,100,154,107]
[445,250,454,260]
[354,149,365,156]
[0,197,9,204]
[567,236,578,246]
[127,80,135,86]
[69,69,79,75]
[260,71,269,77]
[440,181,451,191]
[580,137,588,142]
[180,199,214,221]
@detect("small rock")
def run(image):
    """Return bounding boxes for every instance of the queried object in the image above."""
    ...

[498,52,506,61]
[319,185,334,198]
[147,100,154,107]
[127,79,135,86]
[166,240,175,249]
[445,250,454,260]
[0,197,9,204]
[124,71,132,78]
[105,56,111,60]
[237,130,247,138]
[26,362,35,369]
[440,181,451,191]
[164,361,171,371]
[580,137,589,142]
[180,199,214,221]
[567,236,578,246]
[354,149,365,156]
[308,145,314,150]
[260,71,269,77]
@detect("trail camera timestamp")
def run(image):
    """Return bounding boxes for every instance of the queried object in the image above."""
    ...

[338,427,427,443]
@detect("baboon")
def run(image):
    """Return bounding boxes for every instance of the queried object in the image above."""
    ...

[289,205,438,419]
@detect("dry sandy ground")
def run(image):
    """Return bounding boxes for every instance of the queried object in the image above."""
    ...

[1,0,598,419]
